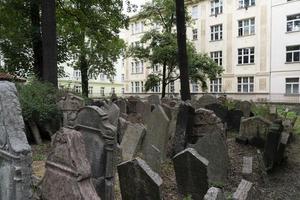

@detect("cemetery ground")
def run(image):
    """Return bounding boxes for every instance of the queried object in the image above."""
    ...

[31,120,300,200]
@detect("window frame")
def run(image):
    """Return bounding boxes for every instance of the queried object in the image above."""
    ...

[237,77,254,93]
[211,0,223,16]
[210,24,223,41]
[287,13,300,32]
[210,78,222,93]
[238,18,255,37]
[286,78,299,94]
[238,47,255,65]
[286,45,300,63]
[210,51,223,66]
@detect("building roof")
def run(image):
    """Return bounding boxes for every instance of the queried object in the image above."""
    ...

[0,72,26,82]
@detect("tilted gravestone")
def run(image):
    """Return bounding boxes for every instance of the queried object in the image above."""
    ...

[41,128,100,200]
[120,123,146,161]
[0,81,33,200]
[173,148,209,200]
[238,116,272,147]
[235,101,252,117]
[74,106,117,200]
[57,92,84,126]
[144,145,161,174]
[227,109,244,131]
[115,99,127,114]
[203,187,226,200]
[102,102,120,127]
[148,94,161,105]
[169,101,195,157]
[263,120,283,171]
[233,179,255,200]
[195,94,218,109]
[205,103,228,123]
[142,105,170,162]
[117,157,163,200]
[242,156,253,175]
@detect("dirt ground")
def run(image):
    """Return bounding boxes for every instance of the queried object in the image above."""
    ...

[32,134,300,200]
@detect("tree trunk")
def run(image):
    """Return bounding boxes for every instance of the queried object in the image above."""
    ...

[28,120,42,145]
[42,0,58,87]
[161,64,167,98]
[176,0,191,101]
[30,0,43,79]
[80,54,89,98]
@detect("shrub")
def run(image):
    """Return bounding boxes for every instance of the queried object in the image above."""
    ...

[17,80,62,124]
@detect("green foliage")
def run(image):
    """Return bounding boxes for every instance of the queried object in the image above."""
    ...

[145,74,161,91]
[294,117,300,135]
[183,195,193,200]
[17,80,62,124]
[252,104,269,118]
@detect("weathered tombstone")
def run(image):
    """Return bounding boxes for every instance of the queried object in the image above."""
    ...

[74,106,117,200]
[120,123,146,161]
[102,102,120,127]
[263,120,283,171]
[142,105,170,162]
[275,131,290,165]
[144,145,161,174]
[236,101,252,117]
[117,117,129,144]
[169,101,195,157]
[232,179,255,200]
[0,81,33,200]
[115,99,127,114]
[136,100,151,123]
[127,96,138,113]
[203,187,226,200]
[205,103,228,123]
[41,128,100,200]
[227,109,244,131]
[195,94,218,109]
[268,105,278,121]
[57,92,84,126]
[173,148,209,200]
[188,130,229,185]
[192,108,225,141]
[242,157,253,175]
[238,116,272,147]
[118,157,163,200]
[148,94,161,105]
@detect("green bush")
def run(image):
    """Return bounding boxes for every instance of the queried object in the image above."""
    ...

[251,104,269,118]
[17,80,62,124]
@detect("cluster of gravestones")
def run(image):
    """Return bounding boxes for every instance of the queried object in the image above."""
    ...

[1,82,295,200]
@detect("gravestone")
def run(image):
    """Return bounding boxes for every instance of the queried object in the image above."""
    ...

[136,100,151,123]
[173,148,209,200]
[169,101,195,156]
[275,131,290,165]
[74,106,117,200]
[144,145,161,174]
[120,123,146,161]
[227,109,244,131]
[117,117,129,144]
[195,94,218,109]
[148,94,161,105]
[242,157,253,174]
[41,128,100,200]
[188,129,229,185]
[127,96,139,113]
[57,93,84,126]
[102,103,120,127]
[203,187,226,200]
[235,101,252,117]
[115,99,127,114]
[0,81,33,200]
[142,105,170,162]
[233,179,255,200]
[238,116,272,147]
[118,157,163,200]
[205,103,228,123]
[263,120,283,171]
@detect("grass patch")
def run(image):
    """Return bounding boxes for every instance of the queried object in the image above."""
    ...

[32,143,50,161]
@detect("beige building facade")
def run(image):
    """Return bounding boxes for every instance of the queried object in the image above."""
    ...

[122,0,300,102]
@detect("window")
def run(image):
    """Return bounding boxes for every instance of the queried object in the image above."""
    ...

[88,86,93,94]
[132,60,144,74]
[210,51,223,66]
[192,5,199,19]
[238,47,255,64]
[121,88,125,94]
[192,29,198,40]
[135,82,140,93]
[238,18,255,36]
[192,82,199,92]
[99,73,105,80]
[111,88,115,94]
[153,65,160,72]
[168,81,175,93]
[211,0,223,16]
[287,14,300,32]
[238,0,255,8]
[210,24,223,41]
[131,82,134,93]
[121,74,125,81]
[73,70,81,78]
[237,77,254,93]
[141,81,144,92]
[100,87,105,96]
[74,85,81,93]
[131,21,144,34]
[151,82,161,93]
[210,78,222,93]
[286,45,300,63]
[286,78,299,94]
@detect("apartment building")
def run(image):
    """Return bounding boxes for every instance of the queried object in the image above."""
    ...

[270,0,300,102]
[122,0,273,100]
[58,63,125,98]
